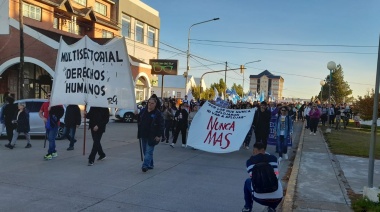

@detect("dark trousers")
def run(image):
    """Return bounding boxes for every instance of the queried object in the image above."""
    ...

[329,115,335,125]
[255,132,269,149]
[5,123,14,142]
[310,118,319,133]
[244,127,253,147]
[243,178,282,210]
[172,125,187,144]
[305,115,310,129]
[89,130,105,162]
[164,119,172,142]
[321,114,327,126]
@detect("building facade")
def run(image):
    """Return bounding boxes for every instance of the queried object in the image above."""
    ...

[0,0,159,103]
[249,70,284,101]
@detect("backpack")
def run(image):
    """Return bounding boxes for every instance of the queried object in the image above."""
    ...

[251,155,279,193]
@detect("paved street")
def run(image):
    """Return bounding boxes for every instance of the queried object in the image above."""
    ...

[0,119,302,212]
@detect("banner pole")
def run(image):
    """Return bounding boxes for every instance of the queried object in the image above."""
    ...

[83,104,87,155]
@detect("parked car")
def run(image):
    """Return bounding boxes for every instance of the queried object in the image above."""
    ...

[114,108,137,123]
[0,99,66,139]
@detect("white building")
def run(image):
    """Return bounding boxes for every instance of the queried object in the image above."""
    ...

[151,75,197,98]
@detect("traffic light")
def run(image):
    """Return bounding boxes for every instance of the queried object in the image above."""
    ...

[240,65,244,73]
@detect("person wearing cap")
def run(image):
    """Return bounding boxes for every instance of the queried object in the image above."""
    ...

[253,101,271,149]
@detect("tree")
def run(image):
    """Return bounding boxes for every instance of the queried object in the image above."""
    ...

[319,64,353,103]
[231,83,243,96]
[210,78,226,97]
[353,89,380,120]
[191,86,200,100]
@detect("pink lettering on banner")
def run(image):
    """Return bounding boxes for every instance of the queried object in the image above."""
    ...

[204,116,235,149]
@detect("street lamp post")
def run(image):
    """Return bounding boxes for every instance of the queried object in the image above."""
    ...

[320,80,326,103]
[241,60,261,97]
[327,61,336,104]
[185,18,220,92]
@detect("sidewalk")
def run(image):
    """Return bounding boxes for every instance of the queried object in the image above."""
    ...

[283,124,353,211]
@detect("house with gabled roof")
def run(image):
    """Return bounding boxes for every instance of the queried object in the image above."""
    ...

[151,75,196,99]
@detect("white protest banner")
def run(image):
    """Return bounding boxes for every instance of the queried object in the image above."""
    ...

[50,36,136,109]
[187,101,255,153]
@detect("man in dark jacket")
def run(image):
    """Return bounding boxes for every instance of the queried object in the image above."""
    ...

[253,101,271,149]
[64,105,82,151]
[2,96,18,144]
[86,106,109,166]
[138,97,164,172]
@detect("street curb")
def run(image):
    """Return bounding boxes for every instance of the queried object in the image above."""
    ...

[282,121,305,211]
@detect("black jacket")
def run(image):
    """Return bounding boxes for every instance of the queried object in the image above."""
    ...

[86,107,109,133]
[253,109,271,135]
[137,108,164,142]
[2,103,18,126]
[14,110,30,133]
[64,105,81,127]
[174,109,189,128]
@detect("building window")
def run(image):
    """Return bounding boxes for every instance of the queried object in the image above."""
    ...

[73,0,86,6]
[121,14,131,38]
[257,79,260,92]
[68,16,80,35]
[148,26,156,47]
[94,2,107,16]
[23,2,42,21]
[53,17,59,29]
[135,20,144,43]
[102,30,113,38]
[176,92,181,98]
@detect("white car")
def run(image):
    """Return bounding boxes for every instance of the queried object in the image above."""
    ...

[0,99,66,139]
[114,108,137,123]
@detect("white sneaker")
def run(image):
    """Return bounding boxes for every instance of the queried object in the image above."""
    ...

[313,133,316,136]
[283,153,288,160]
[245,146,249,150]
[181,144,186,148]
[309,132,313,135]
[170,143,175,148]
[278,157,282,166]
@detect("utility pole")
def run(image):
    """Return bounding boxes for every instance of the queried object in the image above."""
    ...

[224,61,227,97]
[18,0,24,99]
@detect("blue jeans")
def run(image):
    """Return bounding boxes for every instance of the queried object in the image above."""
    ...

[64,126,77,147]
[141,138,155,169]
[48,127,58,154]
[277,135,287,157]
[243,178,282,210]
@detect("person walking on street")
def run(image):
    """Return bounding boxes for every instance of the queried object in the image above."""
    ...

[162,101,174,144]
[170,103,189,148]
[5,102,32,149]
[86,107,110,166]
[274,106,293,163]
[137,98,164,172]
[2,96,18,145]
[309,104,321,135]
[241,142,283,212]
[304,103,312,129]
[44,105,64,160]
[253,101,271,149]
[64,105,81,150]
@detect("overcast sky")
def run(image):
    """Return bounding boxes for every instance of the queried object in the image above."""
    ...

[141,0,380,99]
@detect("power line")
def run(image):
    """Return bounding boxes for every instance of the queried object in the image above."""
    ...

[190,42,377,55]
[191,39,378,48]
